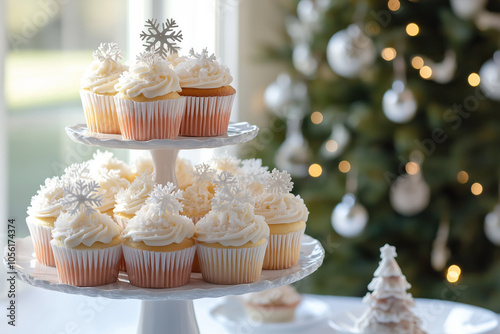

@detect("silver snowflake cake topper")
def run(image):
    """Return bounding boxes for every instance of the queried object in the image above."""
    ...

[212,172,253,212]
[266,168,293,194]
[92,42,123,62]
[140,18,183,58]
[188,48,216,62]
[193,163,216,183]
[146,183,183,215]
[61,179,103,216]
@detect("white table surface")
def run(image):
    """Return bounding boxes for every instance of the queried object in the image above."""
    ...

[1,281,499,334]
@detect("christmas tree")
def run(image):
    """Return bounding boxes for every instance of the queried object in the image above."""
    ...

[357,244,425,334]
[249,0,500,310]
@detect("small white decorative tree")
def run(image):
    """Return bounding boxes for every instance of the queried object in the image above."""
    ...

[357,244,426,334]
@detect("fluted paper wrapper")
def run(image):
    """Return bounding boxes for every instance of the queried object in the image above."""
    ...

[26,218,55,267]
[263,228,305,270]
[197,241,267,284]
[123,245,196,288]
[179,94,235,137]
[115,97,186,140]
[51,242,122,286]
[80,90,121,134]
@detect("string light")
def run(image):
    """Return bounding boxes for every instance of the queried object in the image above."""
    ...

[420,66,432,79]
[471,182,483,195]
[311,111,323,124]
[468,73,480,87]
[339,160,351,173]
[388,0,400,11]
[406,23,420,36]
[405,162,420,175]
[381,47,397,61]
[411,56,424,69]
[457,171,469,184]
[325,140,338,152]
[309,163,323,177]
[446,264,461,283]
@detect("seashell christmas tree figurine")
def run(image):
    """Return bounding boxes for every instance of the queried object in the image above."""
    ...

[357,244,427,334]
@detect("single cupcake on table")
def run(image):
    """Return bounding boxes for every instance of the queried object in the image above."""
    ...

[254,169,309,270]
[122,183,196,288]
[114,51,186,140]
[80,43,127,134]
[26,176,65,267]
[242,285,302,323]
[173,48,235,137]
[51,180,122,286]
[195,172,269,284]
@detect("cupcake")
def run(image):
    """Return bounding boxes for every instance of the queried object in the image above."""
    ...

[51,180,122,286]
[122,183,196,288]
[180,163,216,223]
[195,172,269,284]
[239,159,269,196]
[254,169,309,270]
[80,43,127,134]
[114,172,156,229]
[210,155,241,174]
[114,51,186,140]
[173,48,235,136]
[243,285,302,323]
[89,150,134,182]
[131,154,155,178]
[26,177,65,267]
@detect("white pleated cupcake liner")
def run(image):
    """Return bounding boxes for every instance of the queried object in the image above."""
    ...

[197,241,268,284]
[80,90,121,134]
[51,242,122,286]
[179,94,235,137]
[263,228,305,270]
[114,97,186,140]
[26,218,55,267]
[122,244,196,288]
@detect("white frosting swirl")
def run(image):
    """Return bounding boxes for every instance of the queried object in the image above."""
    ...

[52,210,121,248]
[89,150,132,181]
[254,193,309,224]
[123,206,195,246]
[91,168,130,213]
[195,203,269,247]
[114,174,156,215]
[81,58,127,94]
[115,56,181,98]
[181,181,215,218]
[176,157,194,190]
[27,177,64,218]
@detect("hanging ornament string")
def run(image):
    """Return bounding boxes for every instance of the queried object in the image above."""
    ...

[431,206,451,271]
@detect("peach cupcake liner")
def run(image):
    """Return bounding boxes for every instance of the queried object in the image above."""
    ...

[80,90,121,134]
[114,97,186,140]
[197,241,267,285]
[263,228,305,270]
[122,245,196,288]
[191,250,201,273]
[179,94,235,137]
[26,218,55,267]
[51,242,122,286]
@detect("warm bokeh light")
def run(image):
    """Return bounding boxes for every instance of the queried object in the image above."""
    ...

[471,182,483,195]
[311,111,323,124]
[325,140,338,152]
[388,0,400,11]
[309,163,323,177]
[420,65,432,79]
[446,265,461,283]
[381,47,397,61]
[468,73,480,87]
[405,162,420,175]
[339,160,351,173]
[457,171,469,184]
[411,56,424,69]
[406,23,419,36]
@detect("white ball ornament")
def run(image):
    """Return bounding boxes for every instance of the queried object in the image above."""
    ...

[326,24,376,78]
[293,43,318,77]
[383,80,418,124]
[485,204,500,246]
[320,124,351,159]
[390,173,430,216]
[331,194,369,238]
[450,0,487,19]
[479,51,500,101]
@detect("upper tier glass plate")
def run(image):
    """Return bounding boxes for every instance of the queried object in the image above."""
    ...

[5,235,324,301]
[65,122,259,150]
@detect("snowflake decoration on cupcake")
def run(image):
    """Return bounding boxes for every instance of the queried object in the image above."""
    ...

[146,183,183,215]
[92,42,123,62]
[188,48,216,62]
[240,159,269,184]
[214,170,238,189]
[63,161,91,181]
[212,172,253,212]
[61,179,103,216]
[266,168,293,194]
[193,163,216,183]
[140,18,183,57]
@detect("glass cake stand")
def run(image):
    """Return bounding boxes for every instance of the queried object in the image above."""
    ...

[6,122,326,333]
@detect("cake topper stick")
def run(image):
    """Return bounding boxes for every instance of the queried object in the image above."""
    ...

[140,18,183,57]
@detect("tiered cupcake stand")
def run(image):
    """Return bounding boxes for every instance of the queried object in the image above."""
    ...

[5,122,325,334]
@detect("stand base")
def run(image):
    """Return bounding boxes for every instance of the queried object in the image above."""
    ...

[138,300,200,334]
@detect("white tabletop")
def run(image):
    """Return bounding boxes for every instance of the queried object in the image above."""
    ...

[1,281,499,333]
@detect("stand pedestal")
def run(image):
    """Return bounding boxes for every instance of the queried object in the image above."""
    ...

[138,300,199,334]
[150,148,180,186]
